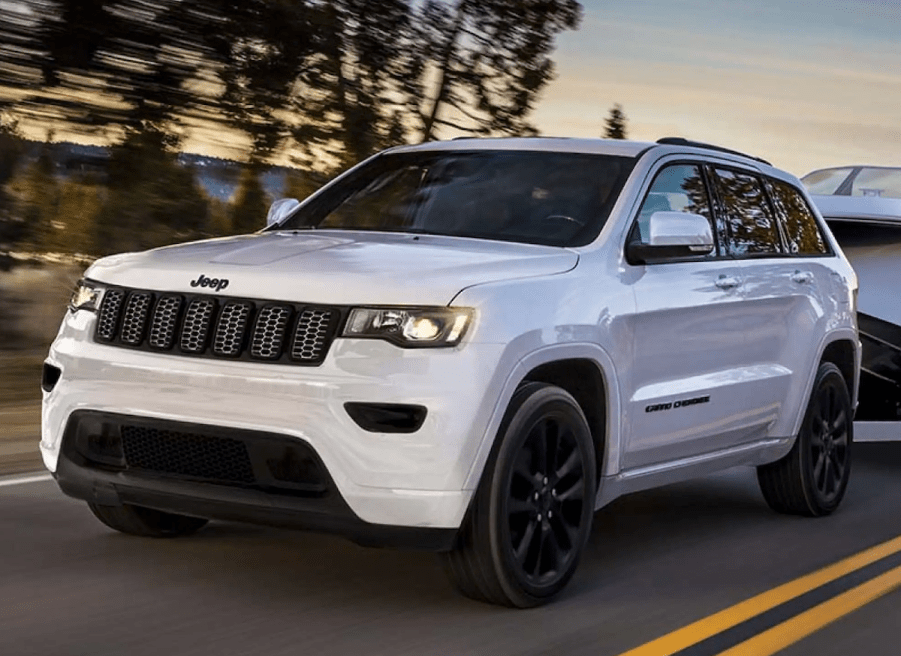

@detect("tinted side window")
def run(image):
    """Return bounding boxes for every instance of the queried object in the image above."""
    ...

[768,180,829,255]
[712,168,781,256]
[635,164,714,249]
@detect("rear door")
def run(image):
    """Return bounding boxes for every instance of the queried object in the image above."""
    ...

[709,169,834,445]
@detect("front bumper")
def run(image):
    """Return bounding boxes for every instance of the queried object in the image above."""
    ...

[53,410,456,550]
[42,310,510,530]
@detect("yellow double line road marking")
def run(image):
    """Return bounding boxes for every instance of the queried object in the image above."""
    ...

[718,564,901,655]
[618,534,901,656]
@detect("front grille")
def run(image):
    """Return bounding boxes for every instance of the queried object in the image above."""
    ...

[93,286,341,366]
[121,425,256,484]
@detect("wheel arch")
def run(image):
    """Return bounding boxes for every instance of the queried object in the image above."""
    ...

[520,359,608,485]
[462,343,621,499]
[786,330,860,441]
[820,338,858,407]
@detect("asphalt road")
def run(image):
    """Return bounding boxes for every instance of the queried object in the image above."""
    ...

[2,444,901,656]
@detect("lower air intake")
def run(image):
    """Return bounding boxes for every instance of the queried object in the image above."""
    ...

[120,425,256,485]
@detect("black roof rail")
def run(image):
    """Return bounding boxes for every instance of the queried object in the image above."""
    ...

[656,137,771,166]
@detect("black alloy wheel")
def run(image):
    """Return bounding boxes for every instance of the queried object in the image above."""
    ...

[504,411,589,586]
[757,362,853,516]
[442,382,597,607]
[808,373,851,505]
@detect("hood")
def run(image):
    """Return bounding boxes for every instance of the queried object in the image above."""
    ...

[85,230,579,305]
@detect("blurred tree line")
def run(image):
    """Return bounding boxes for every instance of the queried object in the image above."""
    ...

[0,0,582,258]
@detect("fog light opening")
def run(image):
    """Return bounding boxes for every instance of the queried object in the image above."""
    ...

[41,363,62,393]
[344,402,428,433]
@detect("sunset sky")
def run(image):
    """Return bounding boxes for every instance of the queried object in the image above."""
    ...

[3,0,898,179]
[534,0,901,177]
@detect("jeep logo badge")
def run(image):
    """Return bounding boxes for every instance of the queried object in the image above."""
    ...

[190,274,229,292]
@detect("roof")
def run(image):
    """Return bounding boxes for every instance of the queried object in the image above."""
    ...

[387,137,776,172]
[389,137,656,158]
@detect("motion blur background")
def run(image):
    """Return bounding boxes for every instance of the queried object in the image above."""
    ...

[0,0,898,474]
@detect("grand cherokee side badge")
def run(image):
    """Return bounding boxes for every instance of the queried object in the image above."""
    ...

[190,274,229,292]
[645,395,710,413]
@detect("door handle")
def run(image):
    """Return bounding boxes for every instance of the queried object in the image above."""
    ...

[715,275,740,289]
[791,270,814,284]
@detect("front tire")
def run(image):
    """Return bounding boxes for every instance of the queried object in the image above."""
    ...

[442,383,597,607]
[88,502,209,537]
[757,362,852,516]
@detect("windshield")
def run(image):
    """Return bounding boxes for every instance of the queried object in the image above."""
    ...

[802,166,901,199]
[274,150,635,247]
[801,168,854,195]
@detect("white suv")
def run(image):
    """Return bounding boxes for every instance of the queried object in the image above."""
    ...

[42,137,860,606]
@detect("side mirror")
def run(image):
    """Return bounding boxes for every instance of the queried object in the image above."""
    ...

[266,197,301,229]
[627,211,714,263]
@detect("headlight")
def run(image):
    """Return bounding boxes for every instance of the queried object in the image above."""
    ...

[69,280,104,313]
[343,307,473,347]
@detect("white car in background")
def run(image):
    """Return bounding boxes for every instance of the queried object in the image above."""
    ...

[803,166,901,441]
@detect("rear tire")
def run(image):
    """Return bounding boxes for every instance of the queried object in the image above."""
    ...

[757,362,852,516]
[88,502,209,537]
[442,383,597,607]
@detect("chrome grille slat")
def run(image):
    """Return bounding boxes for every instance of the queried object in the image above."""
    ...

[291,308,335,363]
[180,298,216,353]
[96,289,125,342]
[213,302,252,357]
[92,286,337,366]
[148,296,183,350]
[251,305,291,360]
[120,292,154,345]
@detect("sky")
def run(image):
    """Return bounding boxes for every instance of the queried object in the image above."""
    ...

[532,0,901,177]
[3,0,898,179]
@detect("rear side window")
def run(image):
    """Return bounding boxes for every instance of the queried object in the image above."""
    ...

[768,180,829,255]
[711,168,781,256]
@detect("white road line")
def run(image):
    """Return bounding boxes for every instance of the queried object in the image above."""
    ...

[0,473,53,488]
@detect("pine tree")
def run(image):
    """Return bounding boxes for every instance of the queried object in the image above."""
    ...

[6,138,60,252]
[603,104,628,140]
[414,0,583,141]
[92,129,209,255]
[0,116,25,249]
[230,165,269,235]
